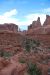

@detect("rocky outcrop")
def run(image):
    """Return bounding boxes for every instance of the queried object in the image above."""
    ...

[26,15,50,47]
[0,23,18,32]
[43,15,50,26]
[0,31,25,52]
[0,23,25,51]
[28,17,41,30]
[27,15,50,34]
[33,17,41,28]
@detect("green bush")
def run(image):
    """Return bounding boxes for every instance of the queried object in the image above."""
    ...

[25,39,31,52]
[0,49,4,57]
[32,40,40,47]
[19,57,26,63]
[27,62,42,75]
[3,51,12,58]
[24,38,41,52]
[0,49,12,58]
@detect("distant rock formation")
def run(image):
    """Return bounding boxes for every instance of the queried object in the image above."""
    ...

[27,15,50,34]
[43,15,50,26]
[26,15,50,47]
[28,17,41,30]
[0,23,18,32]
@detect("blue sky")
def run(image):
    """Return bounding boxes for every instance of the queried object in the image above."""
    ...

[0,0,50,30]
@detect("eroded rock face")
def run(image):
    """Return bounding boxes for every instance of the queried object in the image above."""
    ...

[0,23,25,51]
[43,15,50,26]
[0,23,18,32]
[33,17,41,28]
[0,31,25,52]
[27,15,50,34]
[26,15,50,48]
[28,17,41,30]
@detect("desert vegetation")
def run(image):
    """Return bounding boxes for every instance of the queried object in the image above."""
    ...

[27,62,41,75]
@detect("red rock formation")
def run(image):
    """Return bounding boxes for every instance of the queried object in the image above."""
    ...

[33,17,41,28]
[26,15,50,48]
[27,17,42,35]
[0,31,25,52]
[43,15,50,26]
[0,15,50,75]
[0,23,18,32]
[28,15,50,35]
[28,17,41,30]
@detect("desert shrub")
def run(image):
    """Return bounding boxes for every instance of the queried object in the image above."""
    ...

[0,49,12,58]
[25,39,31,52]
[48,47,50,49]
[27,62,42,75]
[0,49,4,57]
[19,57,26,63]
[32,40,40,47]
[3,51,12,58]
[25,38,41,52]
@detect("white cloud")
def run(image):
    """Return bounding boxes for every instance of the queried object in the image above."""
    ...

[0,9,47,30]
[0,9,17,19]
[40,8,50,14]
[0,9,19,24]
[3,9,17,18]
